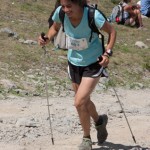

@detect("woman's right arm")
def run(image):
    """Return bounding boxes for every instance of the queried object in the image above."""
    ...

[47,22,61,41]
[124,4,139,15]
[38,22,61,46]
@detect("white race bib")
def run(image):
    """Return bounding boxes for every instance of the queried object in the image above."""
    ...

[66,35,88,50]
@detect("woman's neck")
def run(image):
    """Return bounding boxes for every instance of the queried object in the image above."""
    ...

[69,7,84,27]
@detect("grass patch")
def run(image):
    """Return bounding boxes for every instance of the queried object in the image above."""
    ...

[0,0,149,96]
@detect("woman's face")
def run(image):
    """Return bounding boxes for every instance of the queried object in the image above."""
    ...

[60,0,79,18]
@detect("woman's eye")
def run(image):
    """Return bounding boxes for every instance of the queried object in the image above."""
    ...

[62,4,72,9]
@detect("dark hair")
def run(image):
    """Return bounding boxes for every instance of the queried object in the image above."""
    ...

[72,0,87,6]
[48,0,87,28]
[60,0,87,7]
[55,0,61,8]
[123,0,130,3]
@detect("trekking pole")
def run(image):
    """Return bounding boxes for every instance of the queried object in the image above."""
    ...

[41,32,54,145]
[111,87,136,144]
[98,56,136,144]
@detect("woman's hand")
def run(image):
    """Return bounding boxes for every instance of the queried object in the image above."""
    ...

[38,34,49,46]
[98,55,109,67]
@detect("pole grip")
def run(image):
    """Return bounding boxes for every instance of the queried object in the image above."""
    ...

[98,56,103,62]
[41,32,49,41]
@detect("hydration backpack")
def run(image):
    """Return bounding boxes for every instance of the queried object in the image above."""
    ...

[110,2,124,24]
[48,4,107,53]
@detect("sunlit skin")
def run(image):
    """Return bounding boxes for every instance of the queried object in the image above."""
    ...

[61,1,74,17]
[60,0,84,27]
[123,0,143,27]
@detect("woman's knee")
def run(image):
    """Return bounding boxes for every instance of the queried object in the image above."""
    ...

[137,9,140,14]
[134,9,140,15]
[74,97,88,109]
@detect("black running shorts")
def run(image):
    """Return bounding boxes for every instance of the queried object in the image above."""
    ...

[68,61,108,84]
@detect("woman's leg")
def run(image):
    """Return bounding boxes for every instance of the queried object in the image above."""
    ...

[86,99,99,122]
[132,9,143,27]
[73,77,100,137]
[125,9,143,27]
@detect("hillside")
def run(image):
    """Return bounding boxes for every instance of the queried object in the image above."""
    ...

[0,1,150,150]
[0,0,150,97]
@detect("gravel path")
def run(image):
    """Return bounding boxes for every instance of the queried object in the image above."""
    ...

[0,88,150,150]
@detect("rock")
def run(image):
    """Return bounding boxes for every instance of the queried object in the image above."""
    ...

[0,27,18,39]
[16,117,39,127]
[18,38,25,43]
[23,40,37,45]
[0,79,17,90]
[0,118,3,123]
[18,38,37,45]
[135,41,149,49]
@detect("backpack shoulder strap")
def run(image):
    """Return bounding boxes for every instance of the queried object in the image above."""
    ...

[87,5,106,54]
[59,7,65,31]
[88,6,100,35]
[87,5,107,35]
[118,2,125,24]
[48,1,61,28]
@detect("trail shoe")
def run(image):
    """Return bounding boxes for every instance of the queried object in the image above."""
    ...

[78,138,92,150]
[95,114,108,144]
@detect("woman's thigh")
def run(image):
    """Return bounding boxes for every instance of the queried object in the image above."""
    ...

[75,77,100,105]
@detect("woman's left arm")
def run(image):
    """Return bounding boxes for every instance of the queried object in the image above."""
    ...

[98,21,116,67]
[101,21,117,51]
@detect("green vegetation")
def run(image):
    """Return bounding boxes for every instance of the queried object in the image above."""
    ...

[0,0,149,96]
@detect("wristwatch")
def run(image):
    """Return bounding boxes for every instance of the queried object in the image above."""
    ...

[105,49,113,57]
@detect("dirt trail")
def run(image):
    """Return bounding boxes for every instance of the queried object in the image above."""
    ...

[0,88,150,150]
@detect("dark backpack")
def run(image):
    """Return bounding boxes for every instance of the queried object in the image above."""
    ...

[109,2,125,24]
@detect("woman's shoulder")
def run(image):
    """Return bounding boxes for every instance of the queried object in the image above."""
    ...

[123,2,133,11]
[52,6,62,23]
[55,6,62,12]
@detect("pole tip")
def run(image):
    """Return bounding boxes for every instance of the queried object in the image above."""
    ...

[133,136,136,143]
[52,138,54,145]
